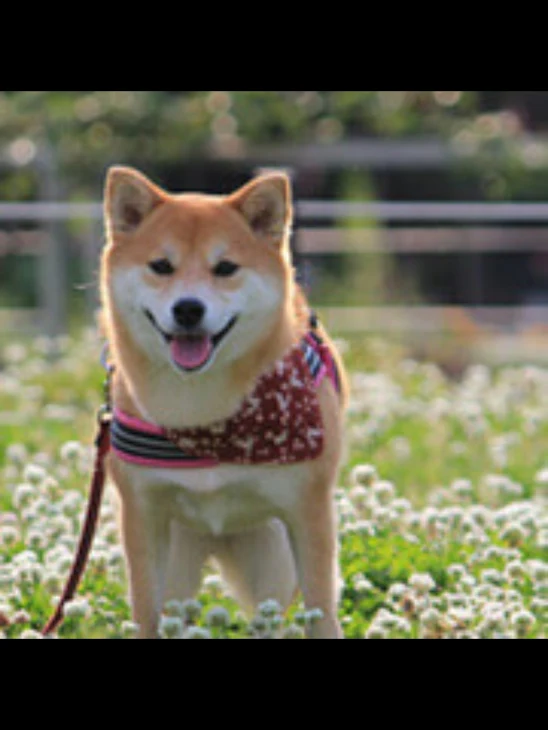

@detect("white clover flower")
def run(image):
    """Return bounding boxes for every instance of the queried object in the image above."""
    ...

[48,516,75,542]
[373,481,396,506]
[419,608,443,631]
[446,592,471,610]
[373,609,400,631]
[63,598,92,620]
[0,567,15,591]
[353,576,375,594]
[107,546,125,568]
[458,574,477,592]
[60,491,84,517]
[403,533,421,546]
[511,610,536,636]
[206,606,231,629]
[365,624,389,640]
[391,498,412,515]
[338,496,357,522]
[60,441,84,463]
[183,627,211,640]
[12,549,39,565]
[422,508,440,530]
[19,630,43,640]
[22,464,47,485]
[15,562,44,587]
[349,486,369,508]
[0,603,12,626]
[305,608,325,625]
[6,443,28,465]
[479,609,507,635]
[283,624,305,640]
[469,505,492,528]
[387,583,408,603]
[535,469,548,486]
[451,479,474,499]
[528,561,548,583]
[394,617,412,635]
[181,600,203,623]
[500,523,527,547]
[203,574,223,596]
[530,599,548,617]
[481,569,506,587]
[41,477,61,500]
[390,437,412,462]
[349,521,376,538]
[45,545,73,571]
[505,561,526,581]
[25,529,48,551]
[351,464,378,488]
[90,549,110,571]
[448,608,475,629]
[13,609,31,626]
[120,621,140,639]
[13,483,37,510]
[258,599,283,619]
[42,569,63,594]
[409,573,436,595]
[251,615,270,634]
[0,525,20,548]
[483,545,503,561]
[159,616,184,640]
[447,564,467,582]
[4,343,27,364]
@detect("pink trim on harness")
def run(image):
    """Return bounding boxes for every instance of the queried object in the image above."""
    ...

[114,408,165,437]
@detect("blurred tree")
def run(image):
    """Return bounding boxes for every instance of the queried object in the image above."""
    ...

[0,91,480,195]
[1,91,547,201]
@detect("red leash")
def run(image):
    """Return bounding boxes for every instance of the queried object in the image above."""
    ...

[42,369,113,636]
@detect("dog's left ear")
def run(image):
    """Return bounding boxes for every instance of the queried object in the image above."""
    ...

[229,174,293,244]
[105,166,166,235]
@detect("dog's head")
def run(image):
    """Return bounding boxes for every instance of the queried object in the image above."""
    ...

[102,167,294,376]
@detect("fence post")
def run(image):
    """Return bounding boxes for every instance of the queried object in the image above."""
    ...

[36,145,68,338]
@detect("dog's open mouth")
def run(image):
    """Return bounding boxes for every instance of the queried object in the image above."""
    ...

[144,310,238,372]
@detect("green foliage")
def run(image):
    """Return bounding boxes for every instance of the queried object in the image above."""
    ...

[0,91,483,196]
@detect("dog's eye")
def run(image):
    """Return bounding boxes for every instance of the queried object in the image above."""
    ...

[213,260,241,278]
[149,259,175,276]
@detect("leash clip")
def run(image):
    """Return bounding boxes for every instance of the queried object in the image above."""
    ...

[99,343,115,427]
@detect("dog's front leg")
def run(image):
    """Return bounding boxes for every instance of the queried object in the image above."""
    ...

[287,486,343,640]
[118,485,171,639]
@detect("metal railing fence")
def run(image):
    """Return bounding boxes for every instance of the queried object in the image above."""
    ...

[2,200,548,339]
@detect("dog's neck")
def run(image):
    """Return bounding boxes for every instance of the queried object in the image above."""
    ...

[110,304,304,430]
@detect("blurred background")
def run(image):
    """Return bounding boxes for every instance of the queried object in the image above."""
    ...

[2,90,548,366]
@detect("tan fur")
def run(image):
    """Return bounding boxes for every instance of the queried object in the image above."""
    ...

[101,167,348,639]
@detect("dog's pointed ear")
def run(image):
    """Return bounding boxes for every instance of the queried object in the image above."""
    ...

[105,167,166,235]
[229,174,293,244]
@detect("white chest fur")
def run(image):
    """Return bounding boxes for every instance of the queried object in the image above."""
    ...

[119,461,308,537]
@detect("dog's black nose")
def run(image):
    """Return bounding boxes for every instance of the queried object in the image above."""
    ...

[172,299,206,330]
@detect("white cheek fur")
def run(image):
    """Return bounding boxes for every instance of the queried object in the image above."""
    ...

[111,268,167,353]
[219,271,283,359]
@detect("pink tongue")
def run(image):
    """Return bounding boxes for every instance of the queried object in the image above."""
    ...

[170,336,213,371]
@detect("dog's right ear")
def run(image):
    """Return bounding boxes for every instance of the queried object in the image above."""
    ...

[105,167,166,235]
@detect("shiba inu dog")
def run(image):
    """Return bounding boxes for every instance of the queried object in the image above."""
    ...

[100,167,348,639]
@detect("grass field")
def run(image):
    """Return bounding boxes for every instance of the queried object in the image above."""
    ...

[1,330,547,639]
